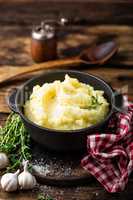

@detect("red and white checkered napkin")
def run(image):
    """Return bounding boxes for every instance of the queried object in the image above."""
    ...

[81,100,133,193]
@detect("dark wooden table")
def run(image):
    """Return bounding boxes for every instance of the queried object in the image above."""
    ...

[0,1,133,199]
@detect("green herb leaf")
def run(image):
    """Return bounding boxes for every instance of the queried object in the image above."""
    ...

[90,95,102,109]
[37,193,53,200]
[0,112,31,172]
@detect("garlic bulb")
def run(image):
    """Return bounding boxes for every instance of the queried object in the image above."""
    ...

[1,169,20,192]
[0,152,9,169]
[18,160,36,190]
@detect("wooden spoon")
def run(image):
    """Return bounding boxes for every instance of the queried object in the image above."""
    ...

[0,41,118,84]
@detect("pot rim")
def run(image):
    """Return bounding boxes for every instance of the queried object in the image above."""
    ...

[15,70,114,134]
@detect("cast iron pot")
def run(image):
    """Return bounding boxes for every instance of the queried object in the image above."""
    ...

[8,70,123,152]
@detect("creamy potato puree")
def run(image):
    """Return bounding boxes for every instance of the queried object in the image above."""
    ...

[24,75,109,130]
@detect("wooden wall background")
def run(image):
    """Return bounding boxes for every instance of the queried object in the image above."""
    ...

[0,0,133,66]
[0,0,133,25]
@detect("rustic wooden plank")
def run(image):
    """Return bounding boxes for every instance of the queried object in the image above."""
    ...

[0,0,132,2]
[0,1,133,25]
[1,181,133,200]
[0,190,37,200]
[0,25,133,67]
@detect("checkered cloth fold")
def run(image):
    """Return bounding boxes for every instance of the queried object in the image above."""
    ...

[81,98,133,193]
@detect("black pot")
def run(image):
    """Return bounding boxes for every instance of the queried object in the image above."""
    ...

[7,70,123,152]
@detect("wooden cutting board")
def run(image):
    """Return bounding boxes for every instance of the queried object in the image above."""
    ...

[31,141,93,187]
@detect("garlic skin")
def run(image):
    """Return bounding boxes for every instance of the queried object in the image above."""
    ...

[0,153,9,169]
[1,169,20,192]
[18,160,36,190]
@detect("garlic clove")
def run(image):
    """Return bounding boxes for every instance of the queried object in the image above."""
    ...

[18,160,36,190]
[18,171,36,189]
[0,153,9,169]
[0,169,20,192]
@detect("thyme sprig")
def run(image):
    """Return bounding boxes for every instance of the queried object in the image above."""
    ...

[0,112,31,171]
[90,95,103,109]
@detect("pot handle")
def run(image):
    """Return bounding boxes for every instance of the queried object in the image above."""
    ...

[7,89,18,113]
[112,91,126,113]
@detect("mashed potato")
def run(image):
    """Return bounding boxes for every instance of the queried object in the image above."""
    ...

[24,75,109,130]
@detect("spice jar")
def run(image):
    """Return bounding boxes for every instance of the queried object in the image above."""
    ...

[31,21,57,63]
